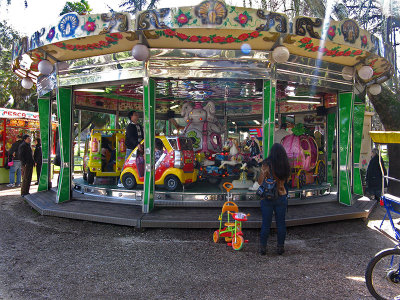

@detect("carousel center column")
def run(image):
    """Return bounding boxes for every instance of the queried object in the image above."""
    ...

[142,75,155,213]
[56,88,73,203]
[338,91,354,205]
[262,79,276,158]
[37,93,52,192]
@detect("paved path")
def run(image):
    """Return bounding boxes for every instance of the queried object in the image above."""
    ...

[0,184,395,299]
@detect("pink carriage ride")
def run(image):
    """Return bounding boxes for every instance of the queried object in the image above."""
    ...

[281,134,325,189]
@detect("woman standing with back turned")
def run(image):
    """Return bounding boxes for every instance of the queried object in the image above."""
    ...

[258,143,290,256]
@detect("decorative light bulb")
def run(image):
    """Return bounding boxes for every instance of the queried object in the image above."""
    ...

[38,59,53,75]
[131,44,150,61]
[21,77,33,89]
[272,46,290,63]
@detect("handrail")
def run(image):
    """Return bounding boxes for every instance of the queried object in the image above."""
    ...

[384,176,400,184]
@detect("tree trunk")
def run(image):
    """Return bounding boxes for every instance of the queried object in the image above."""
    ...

[369,86,400,195]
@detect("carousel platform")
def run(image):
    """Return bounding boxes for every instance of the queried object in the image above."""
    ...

[24,190,376,229]
[72,177,333,208]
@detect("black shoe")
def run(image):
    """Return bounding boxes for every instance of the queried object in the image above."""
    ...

[277,245,285,255]
[259,245,267,256]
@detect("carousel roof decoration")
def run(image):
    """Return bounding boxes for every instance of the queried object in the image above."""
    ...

[11,0,394,91]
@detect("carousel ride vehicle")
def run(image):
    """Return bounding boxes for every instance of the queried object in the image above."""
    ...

[281,132,325,189]
[120,136,198,191]
[83,129,126,184]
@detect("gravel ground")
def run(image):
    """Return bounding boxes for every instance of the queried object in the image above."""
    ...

[0,184,396,300]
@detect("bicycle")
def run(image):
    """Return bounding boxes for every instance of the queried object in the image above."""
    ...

[365,131,400,300]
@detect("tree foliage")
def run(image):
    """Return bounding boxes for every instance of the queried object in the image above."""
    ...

[118,0,159,14]
[60,0,92,16]
[0,21,37,111]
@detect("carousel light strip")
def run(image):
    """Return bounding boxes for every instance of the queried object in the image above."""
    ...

[286,100,321,104]
[155,29,262,44]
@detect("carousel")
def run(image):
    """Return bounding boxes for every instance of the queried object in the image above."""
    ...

[11,1,394,225]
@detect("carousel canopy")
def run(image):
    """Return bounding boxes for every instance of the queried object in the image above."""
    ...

[12,0,394,86]
[369,131,400,144]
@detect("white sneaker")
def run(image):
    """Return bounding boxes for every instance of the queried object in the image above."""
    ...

[6,183,15,188]
[117,183,124,188]
[16,184,21,187]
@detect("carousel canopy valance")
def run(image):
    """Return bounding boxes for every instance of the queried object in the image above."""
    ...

[369,131,400,144]
[12,0,394,86]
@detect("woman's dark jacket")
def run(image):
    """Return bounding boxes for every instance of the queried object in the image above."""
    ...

[34,145,42,165]
[366,155,386,189]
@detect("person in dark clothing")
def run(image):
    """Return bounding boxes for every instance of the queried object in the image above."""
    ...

[7,135,23,187]
[125,110,143,161]
[18,135,34,196]
[366,148,387,200]
[33,138,42,185]
[258,143,290,256]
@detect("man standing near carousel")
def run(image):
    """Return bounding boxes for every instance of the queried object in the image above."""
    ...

[18,135,34,196]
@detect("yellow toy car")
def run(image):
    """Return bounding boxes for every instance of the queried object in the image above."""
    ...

[120,136,198,191]
[83,129,126,184]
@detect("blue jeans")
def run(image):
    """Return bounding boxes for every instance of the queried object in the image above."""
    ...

[260,195,287,247]
[125,148,133,161]
[9,160,21,185]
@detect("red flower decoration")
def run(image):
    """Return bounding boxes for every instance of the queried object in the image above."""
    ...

[250,31,259,38]
[361,35,368,45]
[177,14,188,25]
[200,36,210,43]
[344,51,351,56]
[226,37,235,43]
[164,29,176,36]
[305,43,313,49]
[353,50,362,55]
[189,35,199,42]
[66,44,75,50]
[300,37,311,44]
[238,33,249,41]
[177,33,188,40]
[327,27,335,38]
[110,33,123,39]
[213,36,225,43]
[311,46,319,52]
[238,14,248,24]
[84,21,96,32]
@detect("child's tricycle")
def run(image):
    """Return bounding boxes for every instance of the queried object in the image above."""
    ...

[213,183,250,251]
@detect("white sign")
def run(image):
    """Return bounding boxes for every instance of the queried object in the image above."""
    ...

[0,108,38,120]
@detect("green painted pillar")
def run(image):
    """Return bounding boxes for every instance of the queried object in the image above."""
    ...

[143,77,155,213]
[37,93,51,192]
[56,88,73,203]
[338,92,354,205]
[326,112,336,185]
[353,99,365,195]
[262,79,276,158]
[109,114,116,129]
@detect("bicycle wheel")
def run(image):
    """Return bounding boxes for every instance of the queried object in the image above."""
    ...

[365,248,400,300]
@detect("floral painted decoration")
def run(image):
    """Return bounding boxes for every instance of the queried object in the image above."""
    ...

[327,26,336,41]
[234,11,252,27]
[361,35,368,48]
[83,17,96,33]
[157,29,261,44]
[298,37,363,57]
[46,27,55,42]
[176,9,192,27]
[54,33,123,51]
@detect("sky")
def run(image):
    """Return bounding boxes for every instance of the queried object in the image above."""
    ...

[0,0,243,35]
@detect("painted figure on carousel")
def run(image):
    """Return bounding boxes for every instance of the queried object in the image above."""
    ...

[181,101,223,153]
